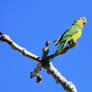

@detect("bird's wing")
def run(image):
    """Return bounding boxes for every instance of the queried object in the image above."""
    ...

[59,24,80,42]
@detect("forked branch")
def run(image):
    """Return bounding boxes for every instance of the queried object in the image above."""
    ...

[0,32,77,92]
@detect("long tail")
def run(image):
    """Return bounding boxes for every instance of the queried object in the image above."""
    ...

[53,36,63,46]
[50,41,66,61]
[53,39,60,46]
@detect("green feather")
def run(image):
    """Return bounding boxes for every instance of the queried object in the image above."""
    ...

[51,17,86,61]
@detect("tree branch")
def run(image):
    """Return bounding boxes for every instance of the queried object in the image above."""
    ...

[0,32,77,92]
[0,32,42,62]
[42,42,77,92]
[30,63,43,83]
[44,62,77,92]
[48,42,77,59]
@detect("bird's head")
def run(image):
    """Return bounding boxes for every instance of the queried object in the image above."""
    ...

[74,17,87,26]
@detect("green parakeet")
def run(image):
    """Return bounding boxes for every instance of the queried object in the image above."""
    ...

[51,17,87,61]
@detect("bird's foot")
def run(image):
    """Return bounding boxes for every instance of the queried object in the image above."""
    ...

[72,41,78,46]
[68,40,78,48]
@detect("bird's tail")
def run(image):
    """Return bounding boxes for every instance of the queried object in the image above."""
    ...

[50,41,66,61]
[53,39,59,45]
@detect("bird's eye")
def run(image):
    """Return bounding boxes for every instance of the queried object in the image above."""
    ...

[80,18,86,22]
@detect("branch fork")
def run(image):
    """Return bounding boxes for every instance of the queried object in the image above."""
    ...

[0,32,77,92]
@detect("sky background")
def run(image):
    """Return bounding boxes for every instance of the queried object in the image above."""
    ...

[0,0,92,92]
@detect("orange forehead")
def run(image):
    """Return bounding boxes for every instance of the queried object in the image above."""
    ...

[80,17,86,21]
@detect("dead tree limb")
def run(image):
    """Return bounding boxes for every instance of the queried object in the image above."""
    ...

[0,32,77,92]
[0,32,42,62]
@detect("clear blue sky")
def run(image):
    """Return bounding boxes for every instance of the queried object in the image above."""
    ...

[0,0,92,92]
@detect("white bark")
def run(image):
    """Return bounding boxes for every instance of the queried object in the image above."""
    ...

[45,62,77,92]
[0,33,42,62]
[0,32,77,92]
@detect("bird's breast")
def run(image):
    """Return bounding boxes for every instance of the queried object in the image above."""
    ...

[72,30,81,41]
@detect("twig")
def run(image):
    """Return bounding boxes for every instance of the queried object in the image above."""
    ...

[30,63,43,83]
[30,63,43,78]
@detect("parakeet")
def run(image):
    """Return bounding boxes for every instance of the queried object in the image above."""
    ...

[51,17,87,61]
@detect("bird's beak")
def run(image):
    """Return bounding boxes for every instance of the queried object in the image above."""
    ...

[85,20,87,23]
[83,20,87,25]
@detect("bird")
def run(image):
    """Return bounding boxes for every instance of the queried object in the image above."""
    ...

[51,17,87,61]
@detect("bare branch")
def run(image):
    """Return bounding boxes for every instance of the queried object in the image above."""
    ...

[44,62,77,92]
[0,32,77,92]
[42,40,49,61]
[30,63,43,78]
[30,63,43,83]
[0,32,42,62]
[42,42,77,92]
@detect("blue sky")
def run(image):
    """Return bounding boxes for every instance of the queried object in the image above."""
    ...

[0,0,92,92]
